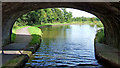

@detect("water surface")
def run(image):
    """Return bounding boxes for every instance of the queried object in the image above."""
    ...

[25,24,102,67]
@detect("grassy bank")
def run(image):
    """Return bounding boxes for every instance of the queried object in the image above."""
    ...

[95,28,105,43]
[28,26,42,46]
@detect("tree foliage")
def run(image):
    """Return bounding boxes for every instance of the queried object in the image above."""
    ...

[16,8,73,25]
[15,8,101,25]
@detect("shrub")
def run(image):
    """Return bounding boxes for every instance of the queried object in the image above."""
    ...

[96,28,105,43]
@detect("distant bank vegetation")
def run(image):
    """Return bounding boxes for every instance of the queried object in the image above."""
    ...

[14,8,103,27]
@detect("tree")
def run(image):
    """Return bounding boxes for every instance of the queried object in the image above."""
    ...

[54,8,65,23]
[40,9,48,23]
[44,8,54,23]
[16,8,74,25]
[62,8,72,23]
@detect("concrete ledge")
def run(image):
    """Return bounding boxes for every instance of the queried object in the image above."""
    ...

[95,42,120,68]
[1,41,41,67]
[1,44,40,67]
[2,54,29,68]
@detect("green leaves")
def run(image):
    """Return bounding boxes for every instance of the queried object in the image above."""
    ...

[16,8,73,25]
[62,8,72,23]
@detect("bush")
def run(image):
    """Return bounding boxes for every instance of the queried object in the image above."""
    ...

[96,28,105,43]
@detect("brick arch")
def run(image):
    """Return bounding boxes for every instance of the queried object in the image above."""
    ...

[2,2,120,50]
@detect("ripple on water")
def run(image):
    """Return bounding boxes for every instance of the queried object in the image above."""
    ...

[25,25,102,67]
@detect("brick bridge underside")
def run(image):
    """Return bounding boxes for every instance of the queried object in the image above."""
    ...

[2,2,120,50]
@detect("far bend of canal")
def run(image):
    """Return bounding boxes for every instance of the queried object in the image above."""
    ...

[25,24,103,67]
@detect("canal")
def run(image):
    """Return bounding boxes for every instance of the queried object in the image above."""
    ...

[25,24,103,67]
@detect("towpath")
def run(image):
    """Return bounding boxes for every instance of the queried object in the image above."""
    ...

[2,26,32,65]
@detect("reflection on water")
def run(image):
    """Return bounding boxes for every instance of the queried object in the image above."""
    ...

[25,24,103,67]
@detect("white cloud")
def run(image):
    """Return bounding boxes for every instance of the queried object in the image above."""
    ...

[66,8,96,18]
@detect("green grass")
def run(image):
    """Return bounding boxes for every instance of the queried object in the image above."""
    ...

[95,28,105,43]
[28,26,43,46]
[11,26,28,42]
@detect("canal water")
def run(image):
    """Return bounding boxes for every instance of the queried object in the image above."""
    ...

[25,24,103,67]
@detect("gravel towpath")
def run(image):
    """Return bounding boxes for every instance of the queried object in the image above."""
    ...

[2,26,32,65]
[15,26,32,43]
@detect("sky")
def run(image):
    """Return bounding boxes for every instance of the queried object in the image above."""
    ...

[66,8,96,18]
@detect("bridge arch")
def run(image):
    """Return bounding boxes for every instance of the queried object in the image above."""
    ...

[2,2,120,50]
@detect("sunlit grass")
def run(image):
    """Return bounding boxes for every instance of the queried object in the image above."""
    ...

[28,26,43,46]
